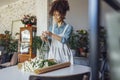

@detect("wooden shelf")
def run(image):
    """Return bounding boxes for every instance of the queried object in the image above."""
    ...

[18,26,37,63]
[18,53,36,62]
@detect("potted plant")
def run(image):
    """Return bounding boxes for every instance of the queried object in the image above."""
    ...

[76,29,89,57]
[21,15,37,27]
[1,31,19,54]
[68,31,78,49]
[68,31,79,56]
[0,30,19,63]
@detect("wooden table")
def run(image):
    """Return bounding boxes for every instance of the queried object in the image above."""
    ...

[0,65,90,80]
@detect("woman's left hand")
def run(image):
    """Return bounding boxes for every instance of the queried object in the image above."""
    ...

[45,31,52,37]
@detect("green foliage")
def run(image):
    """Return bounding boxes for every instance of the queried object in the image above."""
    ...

[99,26,107,52]
[0,38,5,46]
[32,36,42,49]
[38,59,57,68]
[76,29,89,48]
[69,29,89,51]
[68,31,78,49]
[7,40,18,52]
[0,30,18,53]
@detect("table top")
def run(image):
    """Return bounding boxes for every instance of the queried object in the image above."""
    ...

[0,65,90,80]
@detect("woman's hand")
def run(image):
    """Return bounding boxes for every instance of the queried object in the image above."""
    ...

[45,31,62,42]
[45,31,52,37]
[40,31,48,42]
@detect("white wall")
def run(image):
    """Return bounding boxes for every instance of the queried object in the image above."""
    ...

[36,0,49,36]
[0,0,36,34]
[66,0,89,30]
[66,0,115,31]
[0,0,50,37]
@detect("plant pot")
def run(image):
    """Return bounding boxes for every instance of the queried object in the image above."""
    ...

[71,49,76,57]
[79,48,86,57]
[25,24,32,27]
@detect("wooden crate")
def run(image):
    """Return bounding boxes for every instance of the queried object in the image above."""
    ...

[18,62,70,74]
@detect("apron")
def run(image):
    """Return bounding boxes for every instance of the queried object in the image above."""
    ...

[48,24,73,65]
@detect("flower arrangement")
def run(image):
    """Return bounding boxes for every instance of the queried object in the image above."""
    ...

[21,15,37,26]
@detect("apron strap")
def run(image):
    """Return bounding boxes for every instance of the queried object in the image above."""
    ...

[52,24,55,33]
[62,24,69,35]
[52,24,69,35]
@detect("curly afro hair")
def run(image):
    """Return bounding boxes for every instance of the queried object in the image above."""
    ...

[49,0,70,16]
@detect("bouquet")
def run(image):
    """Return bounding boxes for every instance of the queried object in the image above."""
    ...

[21,15,37,26]
[20,57,57,72]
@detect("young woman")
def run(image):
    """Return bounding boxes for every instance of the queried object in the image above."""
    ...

[41,0,73,64]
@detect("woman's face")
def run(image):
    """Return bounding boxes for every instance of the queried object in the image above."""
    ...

[53,11,64,23]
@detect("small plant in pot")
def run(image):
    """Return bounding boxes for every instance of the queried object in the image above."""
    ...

[68,31,78,56]
[76,29,89,57]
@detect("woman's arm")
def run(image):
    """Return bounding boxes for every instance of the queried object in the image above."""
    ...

[45,25,73,44]
[61,25,73,44]
[45,31,62,42]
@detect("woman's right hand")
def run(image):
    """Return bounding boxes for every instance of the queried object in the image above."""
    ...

[40,31,48,42]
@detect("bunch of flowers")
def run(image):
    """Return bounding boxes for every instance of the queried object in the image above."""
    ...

[20,57,57,72]
[21,15,37,26]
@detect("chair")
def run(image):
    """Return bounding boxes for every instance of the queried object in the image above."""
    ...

[0,46,7,64]
[29,73,90,80]
[0,52,18,68]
